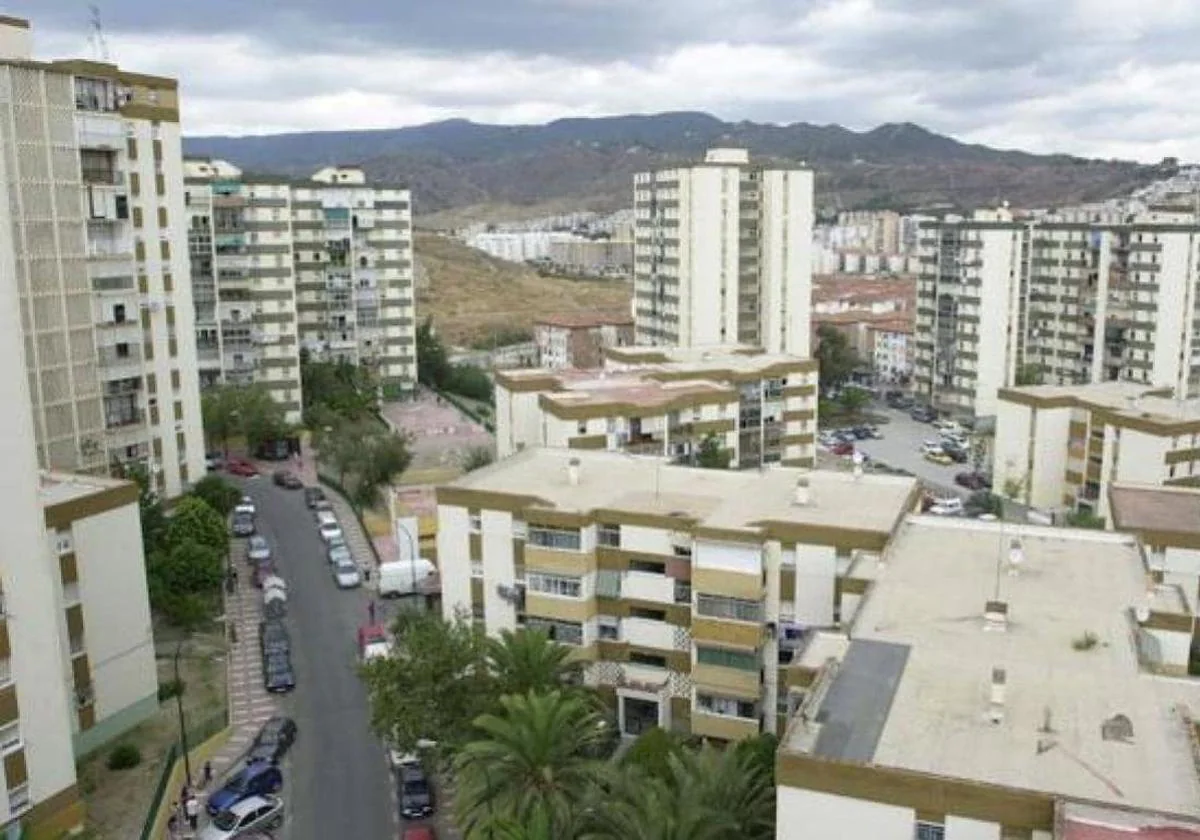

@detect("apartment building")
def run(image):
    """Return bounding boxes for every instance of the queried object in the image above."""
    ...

[915,205,1200,423]
[869,319,913,385]
[184,159,416,408]
[494,345,819,469]
[633,148,813,354]
[0,17,205,497]
[992,382,1200,519]
[776,516,1200,840]
[533,312,634,369]
[437,448,919,742]
[1108,482,1200,612]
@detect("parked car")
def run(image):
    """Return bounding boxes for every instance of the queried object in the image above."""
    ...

[247,716,297,765]
[235,495,256,516]
[920,441,944,456]
[226,458,259,477]
[910,406,938,423]
[205,763,283,816]
[319,521,344,544]
[402,827,437,840]
[251,563,277,589]
[831,441,855,457]
[273,469,303,489]
[358,623,391,662]
[311,499,334,518]
[231,513,255,538]
[925,451,954,466]
[303,486,326,508]
[259,620,290,657]
[205,452,224,471]
[398,762,435,820]
[940,444,969,464]
[955,471,989,491]
[262,652,295,693]
[928,497,965,517]
[327,532,348,553]
[198,795,283,840]
[247,536,271,564]
[333,560,362,589]
[263,598,287,621]
[261,575,287,597]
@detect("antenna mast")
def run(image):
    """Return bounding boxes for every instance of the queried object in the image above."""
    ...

[88,5,110,62]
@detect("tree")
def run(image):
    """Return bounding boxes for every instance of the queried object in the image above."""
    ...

[202,384,289,455]
[1066,509,1106,529]
[815,324,859,392]
[1015,363,1044,386]
[165,496,229,557]
[460,445,495,473]
[201,386,240,458]
[837,387,871,418]
[583,768,730,840]
[671,746,775,840]
[694,434,732,470]
[125,464,166,557]
[189,474,242,517]
[486,629,578,699]
[146,540,224,628]
[361,612,495,760]
[620,727,690,783]
[445,363,494,402]
[417,316,450,389]
[301,353,379,424]
[318,418,412,513]
[453,691,608,837]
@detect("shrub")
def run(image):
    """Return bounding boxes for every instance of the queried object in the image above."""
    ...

[157,679,185,702]
[106,743,141,770]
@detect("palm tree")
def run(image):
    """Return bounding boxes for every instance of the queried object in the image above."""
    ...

[486,628,578,698]
[476,803,579,840]
[580,765,731,840]
[669,746,775,840]
[454,690,608,838]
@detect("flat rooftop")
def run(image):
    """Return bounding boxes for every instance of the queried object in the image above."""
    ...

[1108,483,1200,537]
[39,470,131,507]
[786,517,1200,816]
[1001,382,1200,425]
[543,377,734,411]
[447,447,917,536]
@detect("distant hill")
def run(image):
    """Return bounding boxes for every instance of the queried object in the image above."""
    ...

[184,112,1170,218]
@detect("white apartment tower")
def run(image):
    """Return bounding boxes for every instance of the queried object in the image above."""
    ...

[916,204,1200,422]
[184,160,417,407]
[0,17,205,497]
[633,149,813,354]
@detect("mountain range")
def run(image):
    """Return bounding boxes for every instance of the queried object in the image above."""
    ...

[183,112,1171,220]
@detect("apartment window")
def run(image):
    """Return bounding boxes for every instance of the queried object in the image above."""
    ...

[62,581,81,606]
[595,569,622,599]
[577,421,587,434]
[696,693,756,719]
[697,594,763,623]
[915,823,946,840]
[629,558,665,575]
[674,581,692,605]
[468,512,481,534]
[525,618,582,645]
[597,616,620,640]
[55,532,73,555]
[527,526,581,551]
[0,722,20,754]
[69,634,85,657]
[697,646,759,672]
[132,206,143,228]
[160,240,171,260]
[7,783,29,815]
[629,606,666,622]
[158,206,168,227]
[126,136,137,160]
[527,572,581,599]
[629,651,667,668]
[130,172,140,196]
[597,523,620,548]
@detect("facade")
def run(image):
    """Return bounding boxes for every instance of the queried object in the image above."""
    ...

[184,159,416,407]
[915,205,1200,422]
[633,148,813,354]
[532,313,634,370]
[868,321,913,384]
[495,345,819,469]
[437,448,919,742]
[992,382,1200,518]
[776,516,1200,840]
[546,237,633,278]
[0,17,205,498]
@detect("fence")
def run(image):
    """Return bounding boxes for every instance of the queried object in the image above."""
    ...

[138,709,229,840]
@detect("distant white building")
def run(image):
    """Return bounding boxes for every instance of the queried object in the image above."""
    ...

[465,231,580,263]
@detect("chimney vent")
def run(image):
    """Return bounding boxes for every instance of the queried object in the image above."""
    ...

[567,457,581,486]
[984,600,1008,632]
[988,667,1007,723]
[793,474,811,506]
[1007,539,1024,576]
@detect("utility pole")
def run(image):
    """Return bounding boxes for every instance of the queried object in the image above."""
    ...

[174,640,193,787]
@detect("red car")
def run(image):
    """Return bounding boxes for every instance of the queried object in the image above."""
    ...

[226,458,259,477]
[831,441,855,457]
[402,827,435,840]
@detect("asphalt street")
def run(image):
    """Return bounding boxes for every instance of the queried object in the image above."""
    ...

[237,477,396,840]
[841,407,979,497]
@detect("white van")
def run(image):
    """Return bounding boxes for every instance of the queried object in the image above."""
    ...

[378,559,435,598]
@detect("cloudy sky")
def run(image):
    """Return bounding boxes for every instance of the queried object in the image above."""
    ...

[17,0,1200,161]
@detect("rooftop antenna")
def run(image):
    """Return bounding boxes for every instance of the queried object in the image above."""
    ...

[88,5,110,62]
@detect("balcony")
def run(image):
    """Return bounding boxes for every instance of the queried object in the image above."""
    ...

[104,408,146,430]
[87,236,134,260]
[690,709,760,742]
[96,344,142,369]
[91,274,135,293]
[76,114,125,150]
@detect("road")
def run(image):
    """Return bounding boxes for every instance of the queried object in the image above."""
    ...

[838,407,979,497]
[238,477,396,840]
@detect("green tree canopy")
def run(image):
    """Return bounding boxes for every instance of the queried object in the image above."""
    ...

[300,352,379,424]
[202,384,289,454]
[123,463,166,557]
[146,540,224,629]
[318,418,413,512]
[189,474,242,517]
[460,445,495,473]
[815,324,859,392]
[417,316,450,389]
[837,387,871,417]
[165,496,229,557]
[486,629,578,699]
[694,433,732,469]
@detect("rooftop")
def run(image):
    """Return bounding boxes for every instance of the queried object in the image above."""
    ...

[446,447,917,537]
[542,377,734,412]
[39,471,131,508]
[1060,803,1200,840]
[534,312,633,329]
[785,517,1200,817]
[1000,382,1200,428]
[1109,484,1200,540]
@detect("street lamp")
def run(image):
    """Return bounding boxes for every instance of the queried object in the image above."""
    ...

[173,639,192,788]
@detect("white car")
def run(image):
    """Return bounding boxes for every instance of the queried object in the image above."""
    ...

[198,795,283,839]
[234,496,256,517]
[328,544,353,566]
[319,521,344,544]
[333,560,361,589]
[920,441,944,455]
[929,498,964,516]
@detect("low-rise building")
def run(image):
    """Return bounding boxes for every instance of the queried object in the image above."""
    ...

[993,382,1200,519]
[533,313,634,370]
[868,319,913,385]
[495,346,818,469]
[437,448,920,742]
[1108,482,1200,611]
[776,517,1200,840]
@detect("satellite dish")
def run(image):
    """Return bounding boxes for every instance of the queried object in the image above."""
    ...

[1134,605,1150,624]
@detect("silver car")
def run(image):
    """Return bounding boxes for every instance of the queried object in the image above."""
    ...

[333,560,361,589]
[198,794,283,839]
[247,536,271,563]
[327,544,352,566]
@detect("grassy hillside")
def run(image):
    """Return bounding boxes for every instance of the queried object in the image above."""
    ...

[414,233,631,348]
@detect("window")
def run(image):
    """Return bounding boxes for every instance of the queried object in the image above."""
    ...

[629,651,667,668]
[597,616,620,640]
[69,634,85,656]
[525,618,582,645]
[62,581,81,606]
[697,594,763,623]
[629,606,666,622]
[0,658,10,688]
[629,558,665,575]
[0,722,20,753]
[597,523,620,548]
[7,783,29,815]
[577,421,587,434]
[696,693,757,719]
[674,581,692,605]
[595,570,622,599]
[915,823,945,840]
[697,646,759,672]
[528,526,581,551]
[527,573,581,599]
[55,532,73,555]
[468,512,481,534]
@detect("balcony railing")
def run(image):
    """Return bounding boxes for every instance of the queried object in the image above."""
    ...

[105,409,146,430]
[91,274,135,293]
[97,345,142,367]
[88,238,134,260]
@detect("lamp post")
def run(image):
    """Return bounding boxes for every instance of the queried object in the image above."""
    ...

[173,639,192,787]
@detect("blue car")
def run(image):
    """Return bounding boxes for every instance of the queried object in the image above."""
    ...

[205,763,283,816]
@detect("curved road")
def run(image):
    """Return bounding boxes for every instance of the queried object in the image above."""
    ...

[238,477,395,840]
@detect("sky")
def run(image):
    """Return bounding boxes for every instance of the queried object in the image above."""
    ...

[16,0,1200,161]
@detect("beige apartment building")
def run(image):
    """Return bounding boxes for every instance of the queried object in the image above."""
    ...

[533,312,633,370]
[775,516,1200,840]
[634,149,813,354]
[437,448,919,742]
[494,345,819,469]
[992,382,1200,519]
[0,17,204,497]
[916,205,1200,424]
[184,159,417,411]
